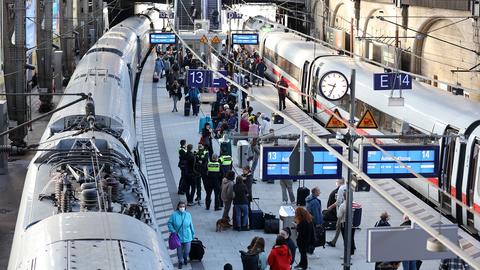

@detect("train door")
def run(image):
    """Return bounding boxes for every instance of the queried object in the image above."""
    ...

[439,127,459,213]
[301,61,310,109]
[465,139,480,229]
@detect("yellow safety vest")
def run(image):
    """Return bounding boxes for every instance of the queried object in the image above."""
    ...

[207,161,221,172]
[220,155,232,166]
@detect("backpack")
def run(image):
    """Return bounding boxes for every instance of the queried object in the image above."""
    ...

[240,250,260,270]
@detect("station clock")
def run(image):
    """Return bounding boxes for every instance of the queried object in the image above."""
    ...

[319,71,349,101]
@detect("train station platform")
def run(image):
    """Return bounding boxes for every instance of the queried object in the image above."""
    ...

[136,53,451,269]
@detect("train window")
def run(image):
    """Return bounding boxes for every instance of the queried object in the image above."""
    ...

[470,141,480,201]
[86,47,123,57]
[264,47,301,81]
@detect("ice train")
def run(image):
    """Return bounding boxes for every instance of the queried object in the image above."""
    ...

[8,8,173,269]
[244,16,480,234]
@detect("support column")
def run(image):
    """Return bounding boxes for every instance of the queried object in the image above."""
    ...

[77,0,89,57]
[37,0,54,112]
[93,0,104,42]
[60,0,75,83]
[2,1,27,146]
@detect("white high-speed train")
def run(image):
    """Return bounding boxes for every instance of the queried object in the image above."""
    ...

[244,16,480,233]
[8,8,174,269]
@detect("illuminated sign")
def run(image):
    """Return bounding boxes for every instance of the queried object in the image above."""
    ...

[149,33,176,44]
[261,145,343,180]
[232,33,259,45]
[361,145,439,178]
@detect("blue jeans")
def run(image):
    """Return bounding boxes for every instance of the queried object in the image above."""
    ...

[234,204,249,228]
[402,261,416,270]
[177,242,191,264]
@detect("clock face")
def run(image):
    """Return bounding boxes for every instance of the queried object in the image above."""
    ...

[319,71,349,101]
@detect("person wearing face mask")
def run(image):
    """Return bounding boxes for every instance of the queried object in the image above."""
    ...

[168,202,195,269]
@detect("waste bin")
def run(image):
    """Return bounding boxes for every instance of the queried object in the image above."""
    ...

[279,205,295,230]
[237,140,249,168]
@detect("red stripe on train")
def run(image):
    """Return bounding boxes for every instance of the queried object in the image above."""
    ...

[427,178,439,186]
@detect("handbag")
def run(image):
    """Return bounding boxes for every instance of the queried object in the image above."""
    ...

[168,214,185,250]
[168,233,181,250]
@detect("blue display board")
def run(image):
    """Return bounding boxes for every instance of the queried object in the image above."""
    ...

[261,146,343,180]
[149,33,176,44]
[361,145,439,178]
[373,73,412,90]
[232,33,259,45]
[187,69,228,88]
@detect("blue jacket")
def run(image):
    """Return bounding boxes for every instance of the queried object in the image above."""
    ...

[167,210,195,243]
[155,58,165,73]
[306,194,323,225]
[188,88,200,103]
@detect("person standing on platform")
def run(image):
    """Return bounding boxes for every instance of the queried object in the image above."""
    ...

[326,179,347,247]
[184,144,196,206]
[280,228,297,267]
[338,192,356,256]
[247,138,260,178]
[256,58,267,86]
[202,123,214,160]
[219,152,233,177]
[267,235,292,270]
[155,56,165,79]
[294,208,314,270]
[188,87,200,116]
[233,176,250,231]
[280,179,295,204]
[178,140,187,195]
[400,215,419,270]
[276,76,288,111]
[171,80,181,112]
[221,171,235,221]
[306,187,323,225]
[167,202,195,269]
[163,54,171,76]
[206,154,222,211]
[194,144,208,203]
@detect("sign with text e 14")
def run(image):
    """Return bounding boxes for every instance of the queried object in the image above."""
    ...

[373,73,412,91]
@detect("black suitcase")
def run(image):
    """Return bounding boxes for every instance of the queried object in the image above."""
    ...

[273,114,284,124]
[313,224,326,248]
[296,186,310,206]
[264,217,280,234]
[189,238,205,261]
[323,220,337,230]
[352,203,362,228]
[249,199,264,230]
[184,100,191,116]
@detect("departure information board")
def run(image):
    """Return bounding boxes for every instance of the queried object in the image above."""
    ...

[232,33,259,45]
[361,145,439,178]
[261,145,343,180]
[149,33,176,44]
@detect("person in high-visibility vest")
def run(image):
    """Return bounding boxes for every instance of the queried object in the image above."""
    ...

[206,154,221,211]
[177,139,187,195]
[193,144,209,203]
[219,154,233,177]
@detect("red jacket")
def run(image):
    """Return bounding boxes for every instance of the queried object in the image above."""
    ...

[277,80,288,96]
[240,118,250,133]
[267,245,292,270]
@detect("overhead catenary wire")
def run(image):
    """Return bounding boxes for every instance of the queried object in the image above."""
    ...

[226,6,480,96]
[167,22,480,267]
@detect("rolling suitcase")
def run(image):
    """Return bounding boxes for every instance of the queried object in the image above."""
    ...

[296,186,310,206]
[198,115,214,133]
[313,224,326,248]
[184,100,191,116]
[249,199,265,230]
[352,202,362,228]
[273,114,284,124]
[264,213,280,234]
[189,238,205,261]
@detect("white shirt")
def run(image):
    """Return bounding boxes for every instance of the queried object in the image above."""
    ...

[336,184,347,207]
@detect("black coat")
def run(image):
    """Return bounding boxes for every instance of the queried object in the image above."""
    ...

[296,220,314,249]
[233,183,249,205]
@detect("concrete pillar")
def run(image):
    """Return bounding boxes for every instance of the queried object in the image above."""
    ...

[37,0,54,112]
[60,0,75,83]
[2,1,27,146]
[77,0,89,57]
[93,0,104,42]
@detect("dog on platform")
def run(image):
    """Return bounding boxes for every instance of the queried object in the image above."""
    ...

[216,218,232,232]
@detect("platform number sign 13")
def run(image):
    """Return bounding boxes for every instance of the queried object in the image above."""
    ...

[187,69,208,88]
